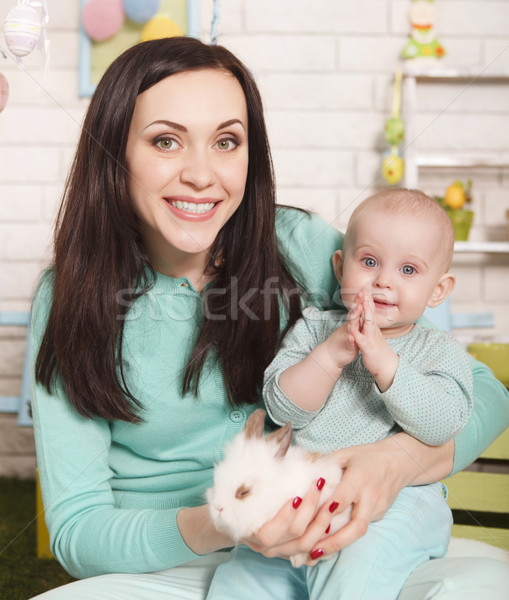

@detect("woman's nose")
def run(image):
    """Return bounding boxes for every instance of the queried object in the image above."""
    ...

[180,149,216,190]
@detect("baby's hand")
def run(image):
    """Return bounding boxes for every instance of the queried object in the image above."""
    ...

[350,292,399,392]
[324,302,361,369]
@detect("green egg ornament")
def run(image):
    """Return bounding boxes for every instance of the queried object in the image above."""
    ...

[384,117,405,146]
[382,151,404,185]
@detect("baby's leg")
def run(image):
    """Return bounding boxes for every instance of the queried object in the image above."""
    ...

[207,545,307,600]
[307,483,451,600]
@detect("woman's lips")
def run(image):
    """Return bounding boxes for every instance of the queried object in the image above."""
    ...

[164,197,221,221]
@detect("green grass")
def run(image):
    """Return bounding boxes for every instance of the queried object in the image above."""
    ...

[0,478,74,599]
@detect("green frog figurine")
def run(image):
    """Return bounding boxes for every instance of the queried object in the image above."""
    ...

[402,0,446,60]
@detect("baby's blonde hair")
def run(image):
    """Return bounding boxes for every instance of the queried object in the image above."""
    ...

[345,188,455,271]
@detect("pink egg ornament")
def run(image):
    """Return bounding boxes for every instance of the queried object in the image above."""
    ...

[0,73,9,113]
[82,0,125,43]
[3,4,42,58]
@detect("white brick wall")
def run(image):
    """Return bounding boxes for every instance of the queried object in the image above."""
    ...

[1,0,508,477]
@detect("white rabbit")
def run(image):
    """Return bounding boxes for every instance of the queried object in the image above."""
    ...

[207,408,351,567]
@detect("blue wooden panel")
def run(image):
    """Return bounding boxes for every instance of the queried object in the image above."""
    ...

[451,312,496,329]
[0,312,33,426]
[424,299,452,332]
[0,312,30,327]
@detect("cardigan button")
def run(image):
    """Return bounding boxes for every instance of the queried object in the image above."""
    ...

[229,410,244,423]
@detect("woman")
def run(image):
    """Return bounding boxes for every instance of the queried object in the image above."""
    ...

[31,37,509,599]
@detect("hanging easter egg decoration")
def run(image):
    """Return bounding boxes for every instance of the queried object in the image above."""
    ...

[402,0,445,60]
[382,151,405,186]
[4,2,42,58]
[123,0,160,24]
[3,0,50,80]
[384,117,405,147]
[82,0,125,43]
[0,73,9,112]
[140,15,182,42]
[381,70,405,185]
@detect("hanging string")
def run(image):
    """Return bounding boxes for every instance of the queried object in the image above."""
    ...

[210,0,221,45]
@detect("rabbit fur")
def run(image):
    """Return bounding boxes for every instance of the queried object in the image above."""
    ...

[207,409,351,567]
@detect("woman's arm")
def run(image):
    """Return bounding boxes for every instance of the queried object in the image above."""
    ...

[452,354,509,473]
[176,505,233,555]
[31,275,207,578]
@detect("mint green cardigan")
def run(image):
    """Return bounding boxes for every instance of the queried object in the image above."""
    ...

[31,209,509,578]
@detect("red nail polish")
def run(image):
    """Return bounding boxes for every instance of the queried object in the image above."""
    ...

[325,524,331,534]
[310,548,324,560]
[329,501,339,513]
[316,478,326,491]
[292,496,302,509]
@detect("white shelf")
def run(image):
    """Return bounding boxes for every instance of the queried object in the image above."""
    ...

[402,66,509,82]
[417,155,509,169]
[454,241,509,254]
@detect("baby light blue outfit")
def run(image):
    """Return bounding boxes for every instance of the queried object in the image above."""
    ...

[207,308,474,600]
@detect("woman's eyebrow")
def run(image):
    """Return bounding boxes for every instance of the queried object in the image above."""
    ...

[144,118,245,132]
[217,118,245,131]
[144,120,187,131]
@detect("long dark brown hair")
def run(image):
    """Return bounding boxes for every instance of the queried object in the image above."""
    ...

[35,37,304,421]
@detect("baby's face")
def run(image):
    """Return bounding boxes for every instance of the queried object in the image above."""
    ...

[340,208,447,336]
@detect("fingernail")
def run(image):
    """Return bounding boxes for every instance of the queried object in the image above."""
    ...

[317,478,326,491]
[292,496,302,509]
[310,548,324,560]
[329,501,339,513]
[325,524,331,534]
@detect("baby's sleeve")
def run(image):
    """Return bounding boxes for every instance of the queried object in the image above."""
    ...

[263,307,327,429]
[380,332,474,446]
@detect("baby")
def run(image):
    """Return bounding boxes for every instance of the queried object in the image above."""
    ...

[208,188,474,600]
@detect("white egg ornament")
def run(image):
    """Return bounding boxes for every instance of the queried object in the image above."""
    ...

[4,4,42,58]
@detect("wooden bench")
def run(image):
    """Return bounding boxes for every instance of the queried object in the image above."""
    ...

[445,427,509,551]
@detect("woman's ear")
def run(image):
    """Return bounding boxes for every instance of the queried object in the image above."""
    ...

[427,273,456,308]
[332,250,345,284]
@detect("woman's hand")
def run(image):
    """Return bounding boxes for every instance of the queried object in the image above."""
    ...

[177,504,235,555]
[241,478,330,560]
[305,433,455,563]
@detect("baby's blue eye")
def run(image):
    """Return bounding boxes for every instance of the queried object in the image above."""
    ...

[363,257,377,268]
[402,265,416,275]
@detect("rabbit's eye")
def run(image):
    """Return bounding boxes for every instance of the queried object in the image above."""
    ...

[235,484,251,500]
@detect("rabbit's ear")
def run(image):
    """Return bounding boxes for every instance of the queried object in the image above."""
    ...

[244,409,266,439]
[266,422,292,459]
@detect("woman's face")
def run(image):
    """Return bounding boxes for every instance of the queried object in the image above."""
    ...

[126,68,249,277]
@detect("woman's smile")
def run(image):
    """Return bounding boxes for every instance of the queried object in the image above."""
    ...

[164,196,222,221]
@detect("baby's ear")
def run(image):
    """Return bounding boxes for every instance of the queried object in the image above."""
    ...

[427,273,456,308]
[332,250,345,284]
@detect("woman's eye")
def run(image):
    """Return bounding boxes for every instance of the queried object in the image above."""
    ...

[155,137,179,151]
[215,138,238,151]
[362,257,377,268]
[402,265,416,275]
